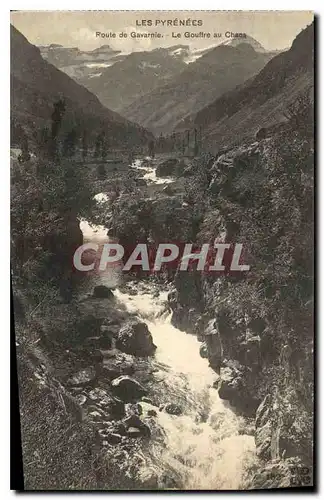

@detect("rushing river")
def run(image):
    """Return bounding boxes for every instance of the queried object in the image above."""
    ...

[79,158,257,490]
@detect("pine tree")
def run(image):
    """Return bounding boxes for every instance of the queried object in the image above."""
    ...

[18,136,31,163]
[82,130,88,161]
[194,128,199,156]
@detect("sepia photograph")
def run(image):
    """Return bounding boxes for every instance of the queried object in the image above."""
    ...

[10,9,314,491]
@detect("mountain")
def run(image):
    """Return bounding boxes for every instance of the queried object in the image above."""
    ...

[121,41,277,135]
[11,25,152,148]
[187,22,314,151]
[38,43,126,82]
[84,46,190,112]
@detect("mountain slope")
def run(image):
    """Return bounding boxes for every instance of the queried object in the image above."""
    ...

[188,22,314,151]
[11,25,152,147]
[85,46,189,112]
[122,41,276,135]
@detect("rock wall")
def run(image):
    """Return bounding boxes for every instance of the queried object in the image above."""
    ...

[168,126,314,486]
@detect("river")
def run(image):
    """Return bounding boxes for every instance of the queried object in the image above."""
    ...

[80,158,257,490]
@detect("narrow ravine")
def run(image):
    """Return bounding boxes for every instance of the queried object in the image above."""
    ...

[114,286,257,490]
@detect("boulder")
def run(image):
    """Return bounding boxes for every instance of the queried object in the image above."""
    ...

[137,468,159,489]
[111,375,147,402]
[116,321,156,357]
[83,336,112,351]
[93,285,114,299]
[162,403,183,416]
[74,394,87,406]
[182,165,195,177]
[199,342,208,359]
[218,364,260,415]
[105,432,122,445]
[141,396,157,406]
[162,184,174,196]
[126,427,143,438]
[156,158,178,177]
[218,366,243,401]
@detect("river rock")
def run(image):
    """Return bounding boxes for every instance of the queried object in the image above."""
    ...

[93,285,114,299]
[162,184,174,196]
[217,366,243,401]
[124,414,151,437]
[111,375,147,402]
[116,321,157,357]
[67,367,96,387]
[147,409,157,417]
[105,432,122,445]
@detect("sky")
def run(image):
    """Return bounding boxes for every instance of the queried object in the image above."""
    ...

[10,10,314,53]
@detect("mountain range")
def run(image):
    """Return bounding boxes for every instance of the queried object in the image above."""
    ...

[11,25,152,148]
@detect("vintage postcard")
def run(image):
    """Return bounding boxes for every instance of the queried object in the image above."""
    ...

[10,10,314,491]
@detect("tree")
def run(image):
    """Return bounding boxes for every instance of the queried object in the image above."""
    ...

[50,98,66,158]
[101,135,108,161]
[194,128,199,156]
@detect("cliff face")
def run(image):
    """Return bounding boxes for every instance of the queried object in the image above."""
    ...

[184,22,314,151]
